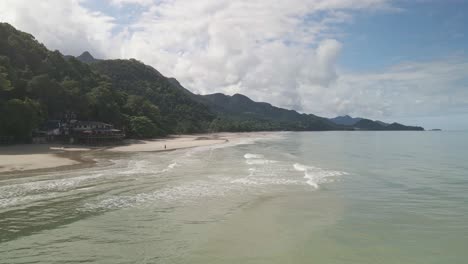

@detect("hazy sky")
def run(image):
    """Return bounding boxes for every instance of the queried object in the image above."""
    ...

[1,0,467,130]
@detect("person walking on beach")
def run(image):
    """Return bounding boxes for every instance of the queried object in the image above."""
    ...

[164,145,166,150]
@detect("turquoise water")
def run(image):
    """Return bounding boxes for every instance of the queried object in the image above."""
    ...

[1,131,467,263]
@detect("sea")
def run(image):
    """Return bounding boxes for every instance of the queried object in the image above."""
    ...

[1,131,467,264]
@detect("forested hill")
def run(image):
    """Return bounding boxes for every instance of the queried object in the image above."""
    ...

[329,115,362,126]
[0,23,106,140]
[90,59,218,133]
[0,23,423,142]
[196,93,337,131]
[354,119,423,131]
[0,23,217,140]
[76,51,99,63]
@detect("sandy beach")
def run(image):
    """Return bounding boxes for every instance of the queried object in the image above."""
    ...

[0,144,87,174]
[107,134,229,152]
[0,133,264,174]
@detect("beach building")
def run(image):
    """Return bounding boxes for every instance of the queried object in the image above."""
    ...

[68,121,125,144]
[33,120,125,144]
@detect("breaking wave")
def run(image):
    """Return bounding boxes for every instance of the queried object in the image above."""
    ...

[293,163,348,189]
[244,153,277,165]
[81,180,237,211]
[244,153,264,159]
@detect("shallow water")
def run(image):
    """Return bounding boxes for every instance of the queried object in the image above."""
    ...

[1,131,467,263]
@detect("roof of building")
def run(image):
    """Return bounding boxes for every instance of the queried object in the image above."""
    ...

[72,121,111,125]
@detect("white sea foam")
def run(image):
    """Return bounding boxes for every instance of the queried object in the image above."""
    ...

[230,177,300,186]
[0,173,104,199]
[82,170,304,211]
[0,192,59,208]
[117,159,155,175]
[244,153,264,159]
[293,163,348,189]
[245,159,277,165]
[162,162,179,172]
[184,137,258,157]
[0,157,133,208]
[80,180,237,211]
[230,178,259,185]
[293,163,309,172]
[244,153,278,165]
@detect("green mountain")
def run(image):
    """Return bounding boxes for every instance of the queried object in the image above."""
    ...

[354,119,423,131]
[0,23,423,142]
[76,51,100,64]
[0,22,212,141]
[385,122,424,131]
[89,59,214,133]
[0,23,104,141]
[375,120,389,127]
[354,119,387,130]
[197,93,337,131]
[329,115,362,126]
[330,115,422,131]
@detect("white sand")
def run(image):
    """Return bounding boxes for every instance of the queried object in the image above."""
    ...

[0,154,79,173]
[0,135,229,173]
[0,144,82,173]
[108,135,228,152]
[0,132,274,173]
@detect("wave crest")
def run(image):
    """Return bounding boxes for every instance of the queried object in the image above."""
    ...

[244,153,264,159]
[293,163,348,189]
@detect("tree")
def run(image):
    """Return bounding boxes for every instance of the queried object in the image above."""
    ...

[27,74,66,117]
[86,83,122,125]
[124,95,161,124]
[128,116,164,138]
[61,79,91,119]
[0,98,43,141]
[0,70,12,92]
[0,56,13,95]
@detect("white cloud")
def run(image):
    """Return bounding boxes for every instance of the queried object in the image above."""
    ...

[317,58,468,119]
[115,0,390,110]
[1,0,467,126]
[109,0,154,7]
[0,0,117,57]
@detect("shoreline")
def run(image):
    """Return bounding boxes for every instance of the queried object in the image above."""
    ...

[0,144,96,175]
[107,134,229,153]
[0,132,265,175]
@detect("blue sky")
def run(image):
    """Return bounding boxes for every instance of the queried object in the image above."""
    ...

[340,1,468,72]
[336,1,468,129]
[1,0,467,130]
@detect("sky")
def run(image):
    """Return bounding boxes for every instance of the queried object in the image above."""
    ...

[1,0,467,130]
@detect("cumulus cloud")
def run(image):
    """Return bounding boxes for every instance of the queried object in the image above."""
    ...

[0,0,118,58]
[318,58,468,119]
[1,0,467,124]
[0,0,391,110]
[115,0,386,110]
[109,0,154,7]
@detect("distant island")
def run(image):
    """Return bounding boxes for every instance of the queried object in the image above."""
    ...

[328,115,424,131]
[0,23,423,144]
[430,129,442,131]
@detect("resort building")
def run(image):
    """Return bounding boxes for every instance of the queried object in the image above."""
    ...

[33,120,125,144]
[68,121,125,144]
